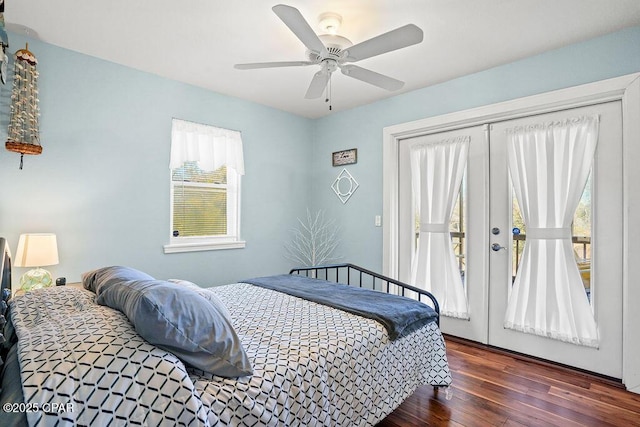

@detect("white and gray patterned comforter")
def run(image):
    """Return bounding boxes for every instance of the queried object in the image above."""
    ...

[11,283,451,426]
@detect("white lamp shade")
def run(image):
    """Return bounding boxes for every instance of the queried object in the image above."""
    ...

[15,233,59,267]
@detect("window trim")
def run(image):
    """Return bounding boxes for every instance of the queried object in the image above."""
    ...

[163,239,246,254]
[164,119,245,254]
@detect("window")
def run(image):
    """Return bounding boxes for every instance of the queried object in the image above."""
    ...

[163,119,245,253]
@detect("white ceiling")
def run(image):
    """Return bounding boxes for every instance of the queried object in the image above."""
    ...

[5,0,640,118]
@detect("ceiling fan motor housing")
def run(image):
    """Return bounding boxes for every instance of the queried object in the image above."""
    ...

[307,34,353,62]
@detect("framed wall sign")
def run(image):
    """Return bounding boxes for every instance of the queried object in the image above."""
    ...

[332,148,357,166]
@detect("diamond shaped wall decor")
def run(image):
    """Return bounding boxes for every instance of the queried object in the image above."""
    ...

[332,169,359,204]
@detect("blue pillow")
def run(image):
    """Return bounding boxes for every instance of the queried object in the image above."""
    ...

[84,267,252,378]
[168,279,232,319]
[81,266,154,294]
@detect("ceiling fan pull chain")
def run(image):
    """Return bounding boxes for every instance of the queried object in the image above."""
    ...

[328,76,332,111]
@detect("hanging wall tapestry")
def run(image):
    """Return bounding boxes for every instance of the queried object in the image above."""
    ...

[5,43,41,169]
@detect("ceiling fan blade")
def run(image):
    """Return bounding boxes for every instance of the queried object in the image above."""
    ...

[235,61,314,70]
[272,4,329,57]
[305,70,329,99]
[343,24,423,62]
[340,64,404,91]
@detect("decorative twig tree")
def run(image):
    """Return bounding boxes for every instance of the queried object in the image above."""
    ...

[285,209,341,267]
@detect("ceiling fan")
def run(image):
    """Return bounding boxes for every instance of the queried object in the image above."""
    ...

[234,4,424,107]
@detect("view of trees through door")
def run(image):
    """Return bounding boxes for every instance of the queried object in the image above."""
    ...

[511,173,592,297]
[411,174,468,283]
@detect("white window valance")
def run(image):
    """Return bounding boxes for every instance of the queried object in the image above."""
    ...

[169,119,245,175]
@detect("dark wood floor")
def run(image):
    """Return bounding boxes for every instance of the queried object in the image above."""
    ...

[378,337,640,426]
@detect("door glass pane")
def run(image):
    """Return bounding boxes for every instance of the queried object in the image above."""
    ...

[510,172,592,301]
[413,171,467,284]
[450,172,466,284]
[574,172,592,301]
[512,194,525,281]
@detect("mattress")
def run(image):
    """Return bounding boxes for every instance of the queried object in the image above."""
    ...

[9,282,451,426]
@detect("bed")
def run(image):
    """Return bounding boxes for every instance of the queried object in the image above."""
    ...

[0,237,451,426]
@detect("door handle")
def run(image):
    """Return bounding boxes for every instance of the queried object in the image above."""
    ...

[491,243,506,251]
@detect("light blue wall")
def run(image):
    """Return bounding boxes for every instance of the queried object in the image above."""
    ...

[0,34,314,286]
[2,25,639,287]
[310,25,640,273]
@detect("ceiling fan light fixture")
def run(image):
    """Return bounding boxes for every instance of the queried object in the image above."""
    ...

[318,12,342,35]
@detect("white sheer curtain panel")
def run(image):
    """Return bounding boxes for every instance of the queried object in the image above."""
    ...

[504,115,599,347]
[410,136,470,319]
[169,119,245,175]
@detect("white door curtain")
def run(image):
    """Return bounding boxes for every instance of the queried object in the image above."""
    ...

[410,136,470,319]
[504,115,599,347]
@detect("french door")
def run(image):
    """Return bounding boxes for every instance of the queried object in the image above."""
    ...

[398,101,623,377]
[398,124,489,344]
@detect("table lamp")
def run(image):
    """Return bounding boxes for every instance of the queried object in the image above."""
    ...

[15,233,59,292]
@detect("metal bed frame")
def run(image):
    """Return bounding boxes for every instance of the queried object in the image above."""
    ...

[289,263,440,326]
[289,262,453,399]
